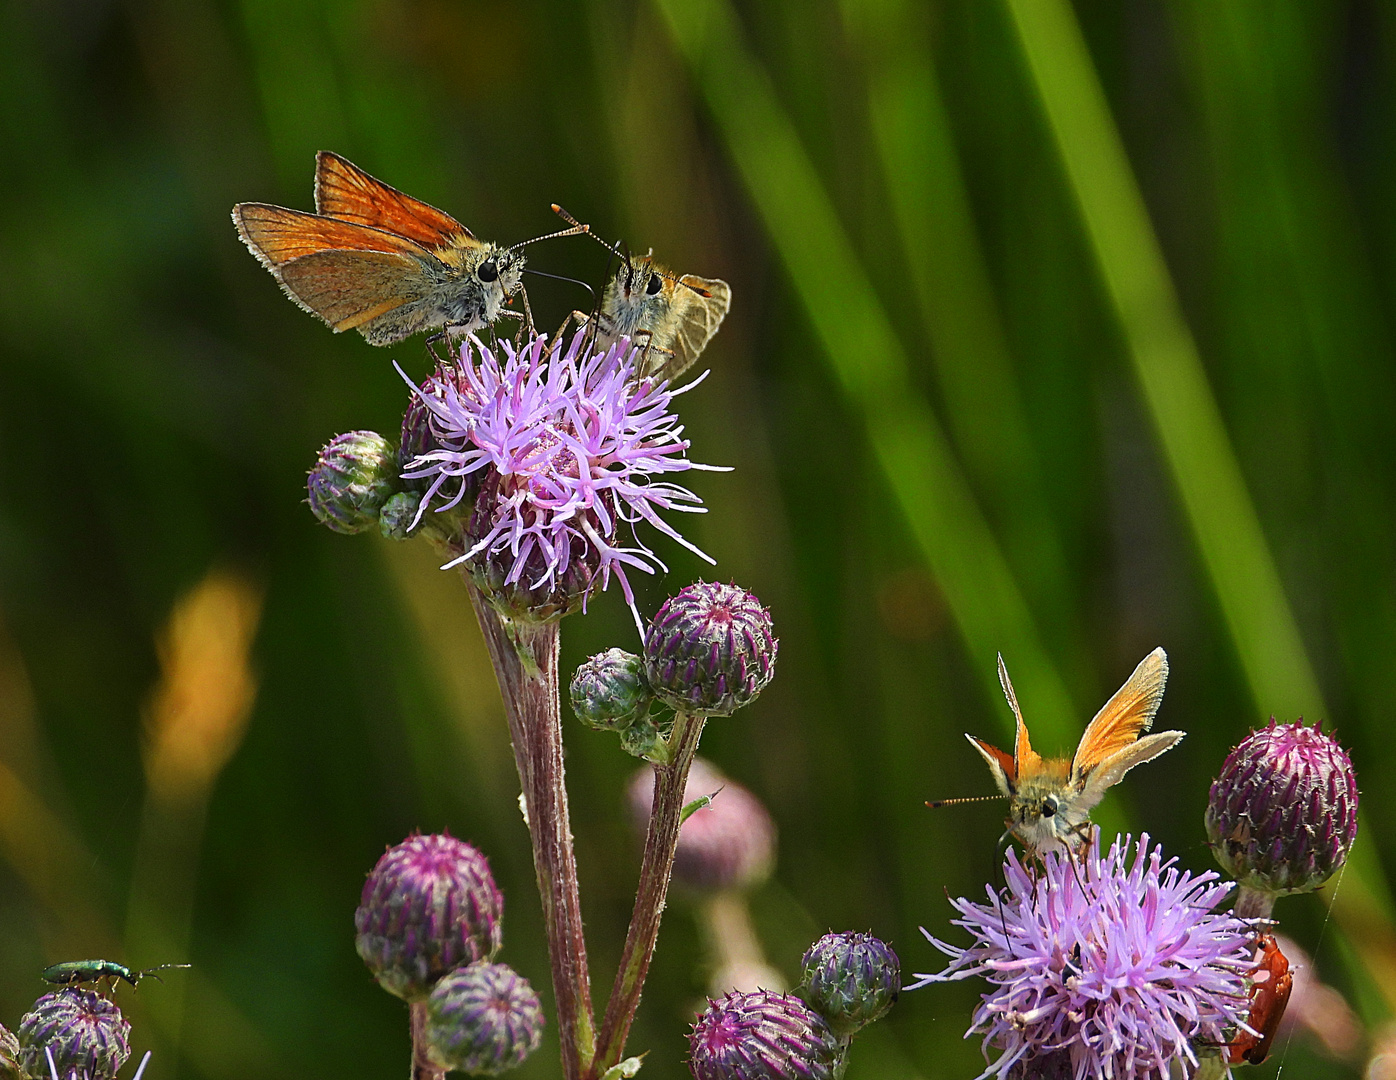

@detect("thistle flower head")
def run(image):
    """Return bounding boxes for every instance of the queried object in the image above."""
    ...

[18,990,130,1080]
[644,581,776,716]
[911,833,1251,1080]
[1205,718,1358,896]
[354,832,504,1001]
[689,990,844,1080]
[402,331,717,621]
[800,931,900,1036]
[424,961,543,1076]
[629,757,776,893]
[307,430,400,535]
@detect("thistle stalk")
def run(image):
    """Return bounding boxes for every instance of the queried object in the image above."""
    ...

[467,583,595,1080]
[409,1002,445,1080]
[593,710,707,1075]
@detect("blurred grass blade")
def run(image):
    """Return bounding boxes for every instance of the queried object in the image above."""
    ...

[841,0,1081,665]
[651,0,1077,746]
[1003,0,1396,1002]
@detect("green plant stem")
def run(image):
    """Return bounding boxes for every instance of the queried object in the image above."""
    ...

[592,710,707,1076]
[409,1001,445,1080]
[1233,886,1276,922]
[467,584,595,1080]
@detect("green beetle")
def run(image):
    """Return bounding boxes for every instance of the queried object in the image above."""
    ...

[41,960,190,992]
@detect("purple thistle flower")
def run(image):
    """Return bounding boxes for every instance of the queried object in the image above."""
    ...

[401,330,720,618]
[689,990,844,1080]
[910,833,1252,1080]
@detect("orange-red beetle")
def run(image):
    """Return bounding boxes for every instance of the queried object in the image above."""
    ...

[1227,933,1293,1066]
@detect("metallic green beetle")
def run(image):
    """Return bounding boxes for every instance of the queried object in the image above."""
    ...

[41,960,190,992]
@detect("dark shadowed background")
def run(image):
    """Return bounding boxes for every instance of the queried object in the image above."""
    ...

[1,1,1393,1077]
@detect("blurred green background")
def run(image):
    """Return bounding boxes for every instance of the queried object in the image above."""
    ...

[1,0,1393,1076]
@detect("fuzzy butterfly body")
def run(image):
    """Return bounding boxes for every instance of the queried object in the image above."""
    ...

[232,152,525,346]
[967,647,1183,855]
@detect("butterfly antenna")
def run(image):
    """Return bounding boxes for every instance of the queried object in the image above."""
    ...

[550,205,628,264]
[521,268,597,306]
[925,794,1008,809]
[505,218,591,255]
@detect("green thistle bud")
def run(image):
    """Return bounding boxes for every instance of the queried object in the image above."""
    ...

[644,582,777,717]
[307,430,400,535]
[424,962,544,1076]
[379,491,424,541]
[355,833,505,1001]
[800,931,900,1036]
[18,990,130,1080]
[1206,718,1358,897]
[570,649,652,731]
[618,715,668,763]
[0,1023,21,1080]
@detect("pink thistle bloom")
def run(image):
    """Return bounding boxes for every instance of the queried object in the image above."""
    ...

[402,331,721,616]
[911,833,1252,1080]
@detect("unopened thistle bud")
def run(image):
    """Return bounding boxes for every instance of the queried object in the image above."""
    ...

[630,758,775,893]
[800,931,900,1036]
[644,582,777,716]
[18,990,131,1080]
[424,961,543,1077]
[355,832,504,1001]
[689,990,844,1080]
[0,1023,20,1080]
[308,430,400,535]
[1206,719,1358,896]
[570,649,652,730]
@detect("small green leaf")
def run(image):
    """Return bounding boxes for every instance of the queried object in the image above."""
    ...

[601,1055,645,1079]
[680,792,718,825]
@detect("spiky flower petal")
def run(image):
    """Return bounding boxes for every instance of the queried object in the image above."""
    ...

[355,832,504,1001]
[689,990,844,1080]
[800,931,900,1036]
[402,331,718,620]
[424,961,543,1076]
[18,990,130,1080]
[911,833,1251,1080]
[1205,718,1358,896]
[644,582,776,716]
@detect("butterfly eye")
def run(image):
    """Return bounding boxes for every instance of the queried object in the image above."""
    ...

[478,259,499,283]
[1041,795,1058,818]
[645,273,663,296]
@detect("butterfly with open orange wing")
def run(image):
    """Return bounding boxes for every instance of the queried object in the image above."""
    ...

[233,153,571,346]
[933,648,1184,856]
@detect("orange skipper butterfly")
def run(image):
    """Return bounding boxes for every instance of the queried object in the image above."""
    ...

[233,153,580,346]
[934,648,1183,855]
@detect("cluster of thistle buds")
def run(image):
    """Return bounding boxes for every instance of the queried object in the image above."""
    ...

[688,931,900,1079]
[0,980,153,1080]
[570,581,778,762]
[355,832,543,1076]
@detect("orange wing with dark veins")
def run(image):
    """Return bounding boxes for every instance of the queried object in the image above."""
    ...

[233,204,435,266]
[1071,647,1169,780]
[996,653,1042,779]
[314,151,470,248]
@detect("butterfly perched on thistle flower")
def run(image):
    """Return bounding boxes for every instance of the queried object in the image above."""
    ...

[933,648,1183,855]
[552,207,730,384]
[232,153,580,346]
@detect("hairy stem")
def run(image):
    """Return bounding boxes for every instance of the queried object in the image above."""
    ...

[409,1001,445,1080]
[593,710,707,1075]
[467,585,595,1080]
[1234,885,1277,921]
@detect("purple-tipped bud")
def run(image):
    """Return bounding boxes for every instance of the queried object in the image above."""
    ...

[0,1023,21,1080]
[355,832,504,1001]
[630,758,776,893]
[644,582,777,716]
[18,991,130,1080]
[1206,719,1358,895]
[689,990,844,1080]
[308,430,400,535]
[424,961,543,1076]
[465,472,605,622]
[570,649,652,731]
[799,932,900,1036]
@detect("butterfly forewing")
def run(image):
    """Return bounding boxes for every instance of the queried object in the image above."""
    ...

[314,152,471,248]
[995,653,1041,779]
[233,204,433,266]
[1070,647,1169,781]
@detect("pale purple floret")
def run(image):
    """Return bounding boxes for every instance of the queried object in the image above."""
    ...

[402,331,719,611]
[910,833,1252,1080]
